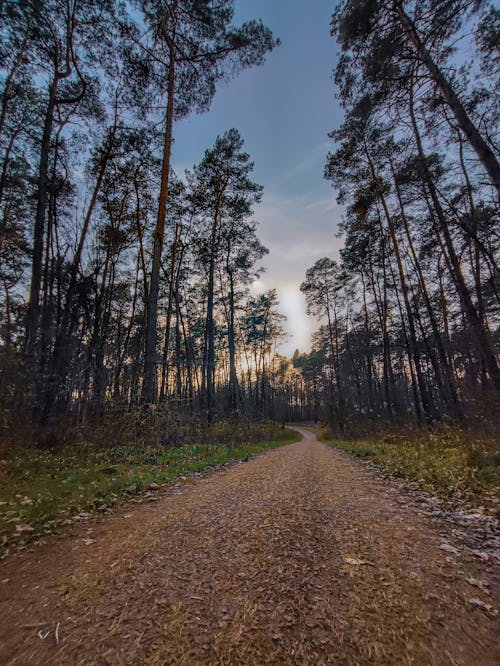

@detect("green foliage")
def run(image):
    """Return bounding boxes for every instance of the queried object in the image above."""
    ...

[320,427,499,504]
[341,442,375,458]
[0,422,299,555]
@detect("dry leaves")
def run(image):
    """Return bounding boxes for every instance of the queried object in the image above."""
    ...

[343,557,375,567]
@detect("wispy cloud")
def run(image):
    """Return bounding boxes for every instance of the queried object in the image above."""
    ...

[271,141,332,190]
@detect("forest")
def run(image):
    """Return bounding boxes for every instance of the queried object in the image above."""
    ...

[0,0,498,441]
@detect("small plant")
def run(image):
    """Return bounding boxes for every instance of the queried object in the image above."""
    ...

[344,443,375,458]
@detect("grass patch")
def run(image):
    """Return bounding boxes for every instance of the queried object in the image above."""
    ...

[318,426,499,507]
[0,422,299,554]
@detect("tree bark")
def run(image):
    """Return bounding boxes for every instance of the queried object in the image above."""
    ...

[205,207,221,423]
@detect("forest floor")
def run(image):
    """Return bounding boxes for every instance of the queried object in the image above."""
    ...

[0,428,498,665]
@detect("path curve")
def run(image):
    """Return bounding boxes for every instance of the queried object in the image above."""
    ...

[0,429,498,664]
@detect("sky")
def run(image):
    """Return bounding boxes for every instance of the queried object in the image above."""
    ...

[171,0,344,356]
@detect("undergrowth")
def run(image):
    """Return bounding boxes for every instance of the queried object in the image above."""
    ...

[318,426,499,508]
[0,421,299,555]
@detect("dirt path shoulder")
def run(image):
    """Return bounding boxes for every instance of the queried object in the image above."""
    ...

[0,428,498,664]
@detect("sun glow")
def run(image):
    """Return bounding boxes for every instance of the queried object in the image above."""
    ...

[275,287,314,356]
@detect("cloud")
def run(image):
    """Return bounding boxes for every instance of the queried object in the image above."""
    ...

[250,184,345,354]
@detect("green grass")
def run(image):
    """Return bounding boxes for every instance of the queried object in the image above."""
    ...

[317,426,499,506]
[0,425,300,554]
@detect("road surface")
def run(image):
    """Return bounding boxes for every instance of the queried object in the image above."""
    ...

[0,428,498,664]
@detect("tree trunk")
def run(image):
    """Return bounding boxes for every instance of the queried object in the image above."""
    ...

[25,77,57,364]
[159,223,180,400]
[367,148,432,420]
[395,2,500,197]
[142,43,176,404]
[205,210,220,423]
[47,127,116,415]
[227,269,239,411]
[391,161,459,411]
[408,81,500,389]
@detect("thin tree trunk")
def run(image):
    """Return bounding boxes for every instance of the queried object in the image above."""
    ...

[159,223,181,400]
[390,158,459,411]
[367,150,431,420]
[205,212,219,422]
[409,79,500,389]
[25,77,57,363]
[396,3,500,196]
[227,269,239,411]
[47,126,116,415]
[142,37,176,404]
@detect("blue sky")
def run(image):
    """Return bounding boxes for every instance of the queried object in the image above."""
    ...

[171,0,344,355]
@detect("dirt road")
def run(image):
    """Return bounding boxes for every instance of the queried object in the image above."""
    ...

[0,428,498,665]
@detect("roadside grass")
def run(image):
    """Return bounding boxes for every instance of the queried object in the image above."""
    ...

[0,423,300,554]
[317,426,499,507]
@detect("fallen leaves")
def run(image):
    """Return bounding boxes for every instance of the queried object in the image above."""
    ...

[465,577,491,595]
[343,556,375,567]
[15,524,34,533]
[468,598,498,617]
[439,543,460,555]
